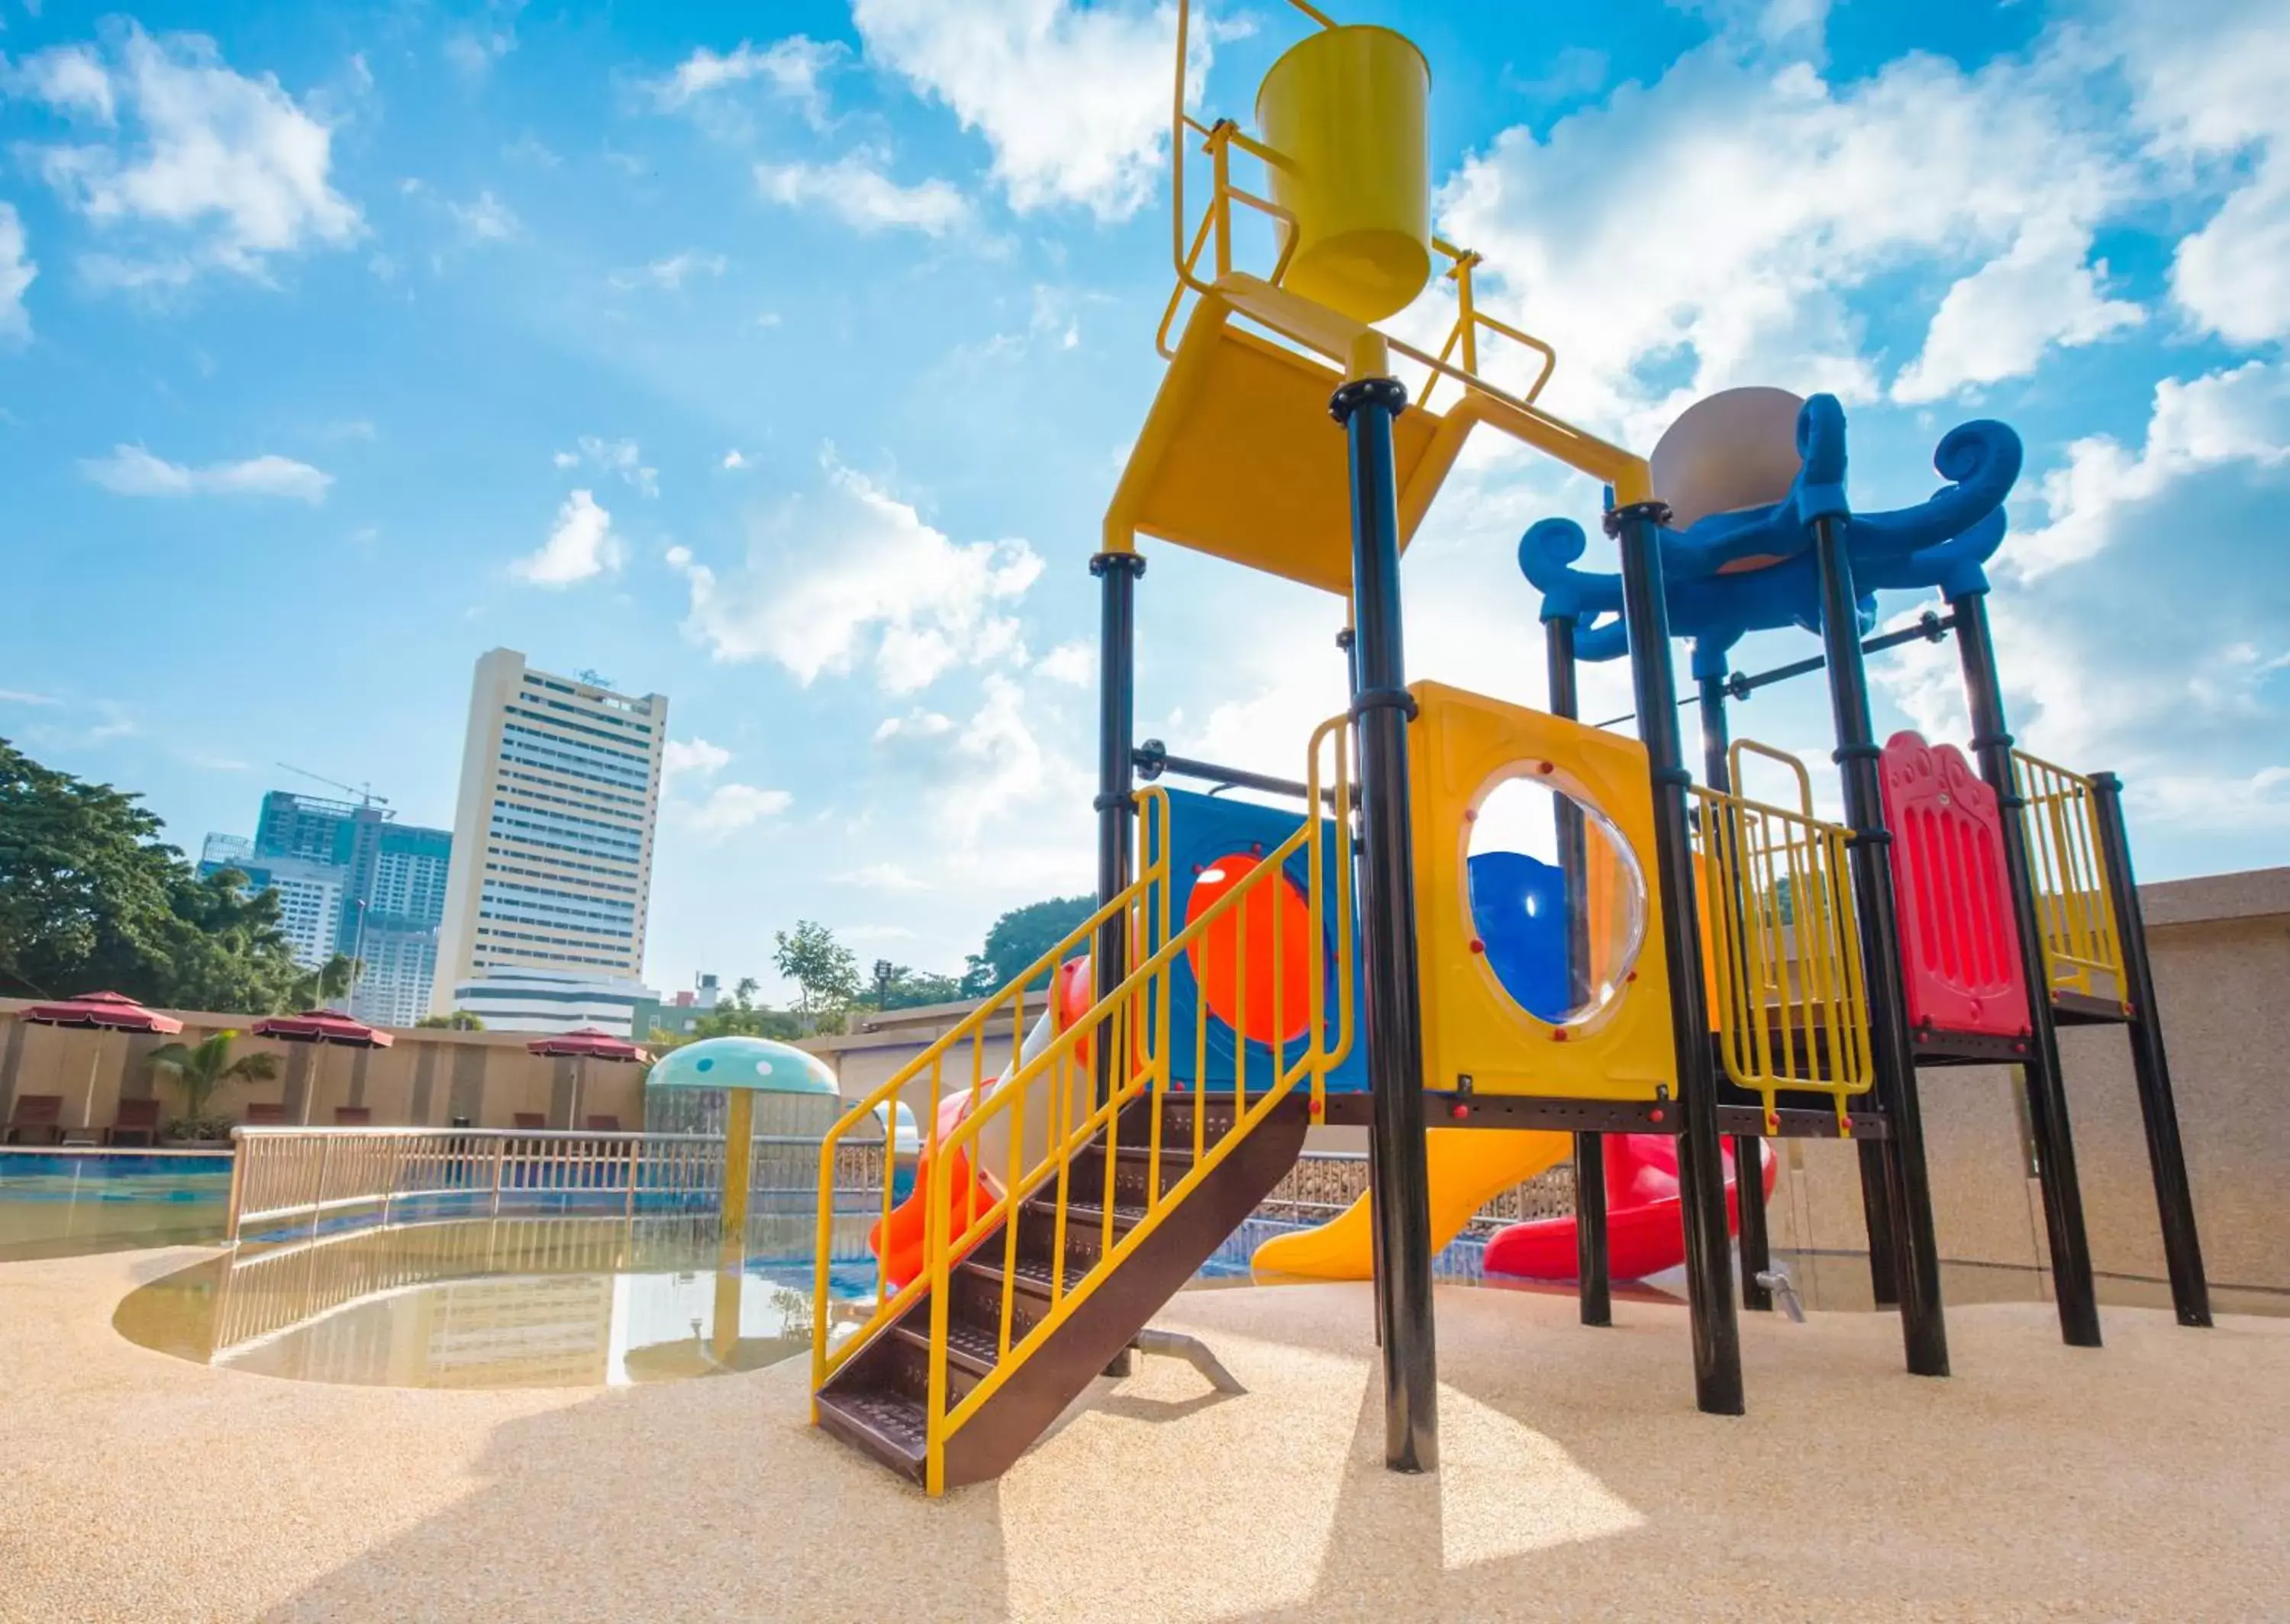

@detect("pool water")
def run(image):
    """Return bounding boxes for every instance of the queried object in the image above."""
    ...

[115,1215,882,1390]
[0,1151,231,1262]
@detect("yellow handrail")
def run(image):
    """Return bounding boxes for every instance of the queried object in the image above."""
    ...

[813,720,1354,1493]
[1689,780,1872,1135]
[2011,750,2125,1004]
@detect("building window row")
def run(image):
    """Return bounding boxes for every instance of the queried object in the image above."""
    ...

[497,764,650,814]
[504,704,661,758]
[479,884,637,928]
[488,808,643,861]
[482,857,637,897]
[500,726,653,788]
[495,777,650,827]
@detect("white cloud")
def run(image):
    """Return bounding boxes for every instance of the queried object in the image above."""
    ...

[673,453,1043,693]
[79,443,331,502]
[6,41,115,121]
[663,736,732,779]
[558,436,659,496]
[2013,361,2290,578]
[16,24,360,288]
[512,489,621,587]
[873,709,953,743]
[721,450,750,470]
[0,204,32,340]
[1892,219,2143,402]
[836,862,933,892]
[650,37,845,125]
[2114,0,2290,346]
[851,0,1217,220]
[872,672,1078,842]
[682,782,794,836]
[1437,47,2133,433]
[448,189,519,243]
[754,151,969,236]
[1035,640,1094,686]
[607,250,727,291]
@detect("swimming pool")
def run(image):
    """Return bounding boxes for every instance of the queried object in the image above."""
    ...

[114,1213,883,1389]
[0,1150,231,1262]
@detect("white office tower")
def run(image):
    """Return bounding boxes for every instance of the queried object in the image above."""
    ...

[431,650,666,1034]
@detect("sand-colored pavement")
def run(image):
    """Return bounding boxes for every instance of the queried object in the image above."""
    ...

[2,1246,2285,1622]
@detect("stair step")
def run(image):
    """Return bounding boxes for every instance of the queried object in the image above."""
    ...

[1048,1200,1151,1231]
[814,1387,926,1483]
[893,1316,1004,1377]
[963,1254,1092,1297]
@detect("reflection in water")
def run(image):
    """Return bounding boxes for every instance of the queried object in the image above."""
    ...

[114,1213,881,1390]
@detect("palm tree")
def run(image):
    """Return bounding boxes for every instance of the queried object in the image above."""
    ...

[147,1030,282,1130]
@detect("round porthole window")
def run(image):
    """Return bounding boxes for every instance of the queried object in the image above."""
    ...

[1465,772,1646,1025]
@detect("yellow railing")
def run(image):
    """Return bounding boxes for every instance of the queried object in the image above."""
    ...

[1161,0,1559,408]
[1690,741,1873,1134]
[2011,750,2125,1004]
[813,720,1353,1494]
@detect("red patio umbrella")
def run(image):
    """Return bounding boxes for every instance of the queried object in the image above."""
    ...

[526,1028,650,1126]
[251,1010,393,1124]
[20,991,183,1133]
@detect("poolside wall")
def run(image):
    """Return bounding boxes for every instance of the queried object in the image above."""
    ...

[0,1017,655,1136]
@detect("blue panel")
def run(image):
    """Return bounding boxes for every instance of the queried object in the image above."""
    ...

[1149,788,1369,1094]
[1466,849,1572,1023]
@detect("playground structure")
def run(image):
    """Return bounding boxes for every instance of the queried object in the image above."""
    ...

[808,4,2212,1496]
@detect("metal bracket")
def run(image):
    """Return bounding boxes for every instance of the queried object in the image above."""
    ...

[1133,1328,1247,1394]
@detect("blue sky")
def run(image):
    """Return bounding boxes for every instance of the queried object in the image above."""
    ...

[2,0,2285,1005]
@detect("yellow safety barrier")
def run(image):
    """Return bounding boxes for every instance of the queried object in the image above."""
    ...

[2011,750,2126,1007]
[812,723,1354,1494]
[1689,741,1874,1135]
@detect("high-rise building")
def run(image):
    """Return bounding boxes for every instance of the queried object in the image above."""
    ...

[431,649,666,1036]
[201,790,453,1026]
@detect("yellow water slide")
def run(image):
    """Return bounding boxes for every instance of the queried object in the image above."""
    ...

[1249,1126,1572,1281]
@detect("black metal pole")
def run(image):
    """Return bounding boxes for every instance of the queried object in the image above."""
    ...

[1696,672,1772,1313]
[1091,552,1144,1110]
[1333,375,1437,1472]
[1811,516,1946,1376]
[1950,588,2102,1346]
[2088,771,2212,1328]
[1611,501,1743,1416]
[1547,617,1611,1328]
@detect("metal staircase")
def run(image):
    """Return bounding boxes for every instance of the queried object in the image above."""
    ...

[811,729,1352,1494]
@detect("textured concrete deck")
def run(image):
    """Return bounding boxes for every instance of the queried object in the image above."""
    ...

[3,1248,2286,1622]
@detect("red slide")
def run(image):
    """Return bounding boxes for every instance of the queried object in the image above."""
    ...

[1481,1133,1776,1283]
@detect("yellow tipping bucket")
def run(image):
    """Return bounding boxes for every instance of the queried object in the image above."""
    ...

[1255,24,1433,324]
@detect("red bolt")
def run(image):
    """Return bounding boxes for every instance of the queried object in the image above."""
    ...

[1450,1102,1470,1120]
[1537,761,1555,775]
[1626,970,1638,983]
[1468,937,1485,955]
[1463,808,1478,822]
[1650,1107,1666,1124]
[1552,1027,1569,1042]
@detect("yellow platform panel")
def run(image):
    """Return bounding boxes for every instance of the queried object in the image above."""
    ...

[1106,291,1472,595]
[1408,681,1677,1103]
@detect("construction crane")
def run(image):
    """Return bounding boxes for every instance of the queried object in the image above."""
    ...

[276,762,389,808]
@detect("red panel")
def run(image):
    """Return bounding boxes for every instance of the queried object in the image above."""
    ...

[1880,731,2028,1038]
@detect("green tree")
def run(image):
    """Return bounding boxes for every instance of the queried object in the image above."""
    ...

[0,740,308,1012]
[298,952,361,1011]
[772,920,863,1030]
[868,959,967,1011]
[415,1010,485,1030]
[961,895,1094,997]
[145,1030,282,1136]
[674,975,804,1045]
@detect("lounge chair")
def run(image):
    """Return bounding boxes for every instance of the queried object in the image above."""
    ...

[4,1094,65,1146]
[108,1097,162,1148]
[332,1106,373,1126]
[513,1111,548,1130]
[242,1102,289,1126]
[582,1114,621,1133]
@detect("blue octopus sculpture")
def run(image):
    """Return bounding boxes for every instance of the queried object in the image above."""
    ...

[1520,394,2024,679]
